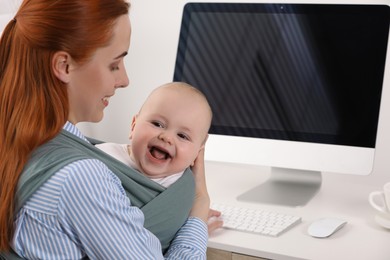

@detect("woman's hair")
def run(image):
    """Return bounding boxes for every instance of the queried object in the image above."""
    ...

[0,0,130,250]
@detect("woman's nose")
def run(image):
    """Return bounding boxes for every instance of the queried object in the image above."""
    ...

[115,68,129,89]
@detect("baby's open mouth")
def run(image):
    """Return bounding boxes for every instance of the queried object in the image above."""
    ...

[150,146,171,160]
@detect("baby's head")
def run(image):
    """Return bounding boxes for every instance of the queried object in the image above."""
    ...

[129,82,212,178]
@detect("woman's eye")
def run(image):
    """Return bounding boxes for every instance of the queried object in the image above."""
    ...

[110,62,120,71]
[110,66,120,71]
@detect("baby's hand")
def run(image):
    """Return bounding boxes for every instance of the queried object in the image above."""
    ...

[207,208,223,234]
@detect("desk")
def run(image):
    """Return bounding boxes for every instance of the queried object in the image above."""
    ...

[205,161,390,260]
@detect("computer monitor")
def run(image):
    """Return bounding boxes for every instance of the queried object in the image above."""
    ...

[173,3,390,206]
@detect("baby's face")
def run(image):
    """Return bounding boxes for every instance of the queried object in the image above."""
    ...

[129,87,211,178]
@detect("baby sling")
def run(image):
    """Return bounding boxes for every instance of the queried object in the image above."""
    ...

[1,130,195,259]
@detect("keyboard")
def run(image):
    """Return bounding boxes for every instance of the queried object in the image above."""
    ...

[212,203,302,237]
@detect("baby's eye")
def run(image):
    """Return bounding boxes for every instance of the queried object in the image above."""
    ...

[178,133,190,141]
[151,121,164,128]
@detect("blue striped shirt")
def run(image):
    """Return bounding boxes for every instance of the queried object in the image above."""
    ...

[12,122,208,259]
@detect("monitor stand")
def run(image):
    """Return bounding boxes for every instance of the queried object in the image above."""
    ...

[237,167,322,207]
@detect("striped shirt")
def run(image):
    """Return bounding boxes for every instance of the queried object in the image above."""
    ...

[12,122,208,259]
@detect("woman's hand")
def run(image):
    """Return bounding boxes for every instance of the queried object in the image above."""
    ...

[190,149,224,234]
[189,148,210,223]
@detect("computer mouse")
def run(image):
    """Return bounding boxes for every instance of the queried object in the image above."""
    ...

[307,218,347,238]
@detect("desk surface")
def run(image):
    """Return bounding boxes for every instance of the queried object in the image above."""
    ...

[206,160,390,260]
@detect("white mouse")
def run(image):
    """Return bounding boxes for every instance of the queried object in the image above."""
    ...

[307,218,347,238]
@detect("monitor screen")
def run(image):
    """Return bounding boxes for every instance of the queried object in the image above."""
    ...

[174,3,390,206]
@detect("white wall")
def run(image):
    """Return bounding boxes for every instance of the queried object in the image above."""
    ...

[1,0,390,185]
[0,0,21,36]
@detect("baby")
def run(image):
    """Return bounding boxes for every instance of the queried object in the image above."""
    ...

[96,82,212,187]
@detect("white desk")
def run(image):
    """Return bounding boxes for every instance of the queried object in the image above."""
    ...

[206,160,390,260]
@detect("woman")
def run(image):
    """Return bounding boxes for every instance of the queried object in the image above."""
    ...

[0,0,220,258]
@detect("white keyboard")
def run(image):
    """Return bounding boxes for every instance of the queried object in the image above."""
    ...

[212,203,301,237]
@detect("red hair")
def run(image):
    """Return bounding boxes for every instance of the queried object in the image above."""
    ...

[0,0,130,250]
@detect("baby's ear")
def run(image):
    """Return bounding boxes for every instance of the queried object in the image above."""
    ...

[202,134,209,145]
[191,144,206,167]
[129,114,138,140]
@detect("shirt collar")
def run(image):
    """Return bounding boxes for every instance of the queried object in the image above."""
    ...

[63,121,90,143]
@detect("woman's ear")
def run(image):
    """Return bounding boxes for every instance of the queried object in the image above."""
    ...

[52,51,71,83]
